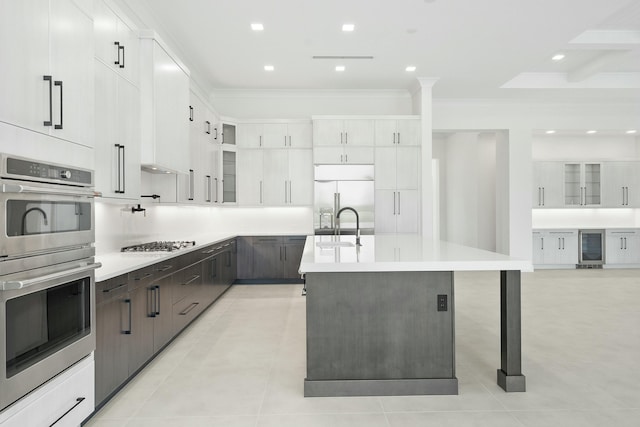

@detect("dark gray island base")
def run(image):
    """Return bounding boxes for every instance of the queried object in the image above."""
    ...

[304,271,458,397]
[299,235,530,397]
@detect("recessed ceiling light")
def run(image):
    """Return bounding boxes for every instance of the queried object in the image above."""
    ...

[545,130,556,134]
[335,65,345,72]
[552,53,565,61]
[405,66,417,72]
[342,24,355,32]
[251,23,264,31]
[264,65,274,71]
[626,129,637,134]
[586,130,597,134]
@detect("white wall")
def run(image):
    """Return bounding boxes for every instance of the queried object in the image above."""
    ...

[533,134,640,161]
[210,89,413,119]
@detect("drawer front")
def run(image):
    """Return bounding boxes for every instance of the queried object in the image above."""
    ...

[0,356,94,427]
[128,265,158,290]
[96,274,129,305]
[172,296,203,334]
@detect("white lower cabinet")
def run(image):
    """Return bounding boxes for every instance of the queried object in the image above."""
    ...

[532,230,578,267]
[605,229,640,265]
[0,356,94,427]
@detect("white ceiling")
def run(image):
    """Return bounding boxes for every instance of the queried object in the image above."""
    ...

[117,0,640,100]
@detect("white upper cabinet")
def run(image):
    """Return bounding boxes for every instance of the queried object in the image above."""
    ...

[532,162,564,208]
[374,118,421,146]
[139,34,190,174]
[564,162,601,207]
[237,149,264,205]
[93,0,139,85]
[237,122,312,148]
[601,162,640,208]
[313,119,374,146]
[94,60,140,200]
[0,0,94,148]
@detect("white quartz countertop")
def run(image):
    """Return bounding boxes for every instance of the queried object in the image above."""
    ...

[95,232,237,282]
[299,235,533,273]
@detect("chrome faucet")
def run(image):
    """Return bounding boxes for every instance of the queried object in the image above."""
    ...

[21,207,48,235]
[336,206,361,246]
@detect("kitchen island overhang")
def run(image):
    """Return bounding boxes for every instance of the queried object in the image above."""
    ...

[299,235,532,397]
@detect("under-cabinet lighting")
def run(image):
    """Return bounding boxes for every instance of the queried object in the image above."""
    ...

[626,130,637,134]
[545,130,556,134]
[342,24,355,32]
[405,66,417,72]
[264,65,274,71]
[552,53,565,61]
[586,130,597,134]
[335,65,345,72]
[251,23,264,31]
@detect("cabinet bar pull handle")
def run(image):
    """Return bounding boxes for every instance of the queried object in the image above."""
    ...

[43,75,53,126]
[49,397,86,427]
[188,169,194,201]
[115,144,126,193]
[541,237,544,250]
[624,237,627,250]
[114,41,121,65]
[393,192,396,215]
[54,80,63,129]
[345,154,348,163]
[289,181,292,204]
[179,302,199,315]
[289,135,292,146]
[280,246,283,261]
[205,121,211,134]
[215,177,218,202]
[189,106,194,121]
[157,265,173,272]
[393,132,396,144]
[259,135,262,146]
[121,44,125,68]
[260,180,263,204]
[103,282,127,293]
[621,237,624,250]
[284,135,287,146]
[558,238,561,250]
[340,132,343,144]
[135,272,153,281]
[284,246,287,260]
[284,181,287,203]
[214,127,218,140]
[542,187,545,206]
[155,285,160,315]
[206,175,212,202]
[183,274,200,285]
[345,132,348,144]
[124,299,132,334]
[397,132,400,144]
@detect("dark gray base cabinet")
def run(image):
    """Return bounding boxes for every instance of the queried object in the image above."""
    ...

[95,238,237,408]
[237,235,306,282]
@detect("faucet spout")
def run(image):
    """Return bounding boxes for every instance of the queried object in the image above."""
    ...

[336,206,361,246]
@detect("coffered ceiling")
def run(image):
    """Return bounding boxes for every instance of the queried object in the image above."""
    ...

[116,0,640,100]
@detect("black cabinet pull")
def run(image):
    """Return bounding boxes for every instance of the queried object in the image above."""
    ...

[157,265,172,272]
[155,285,161,315]
[120,44,125,68]
[214,127,218,140]
[114,41,121,65]
[49,397,86,427]
[206,175,212,202]
[54,80,63,129]
[189,105,194,121]
[179,302,199,316]
[188,169,194,201]
[134,272,153,281]
[103,282,127,293]
[124,299,132,334]
[205,120,211,134]
[183,274,200,285]
[115,144,126,193]
[43,75,53,126]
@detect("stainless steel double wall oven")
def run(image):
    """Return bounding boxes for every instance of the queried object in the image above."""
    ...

[0,154,100,411]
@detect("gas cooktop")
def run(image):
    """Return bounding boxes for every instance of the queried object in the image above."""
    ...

[121,241,196,252]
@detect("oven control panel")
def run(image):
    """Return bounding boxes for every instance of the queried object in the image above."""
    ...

[2,155,93,186]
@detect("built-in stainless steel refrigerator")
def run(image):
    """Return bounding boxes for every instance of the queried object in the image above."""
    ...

[314,165,375,234]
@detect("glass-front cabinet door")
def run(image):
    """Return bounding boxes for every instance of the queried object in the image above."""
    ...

[564,162,600,207]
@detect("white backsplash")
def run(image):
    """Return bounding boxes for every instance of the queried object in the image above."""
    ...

[532,208,640,229]
[95,201,314,254]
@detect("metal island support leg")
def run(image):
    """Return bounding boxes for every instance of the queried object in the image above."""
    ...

[497,270,526,392]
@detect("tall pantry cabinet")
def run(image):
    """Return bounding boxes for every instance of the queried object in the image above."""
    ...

[0,0,94,160]
[93,0,141,200]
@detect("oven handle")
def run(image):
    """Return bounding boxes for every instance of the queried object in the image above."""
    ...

[0,183,100,198]
[0,262,102,290]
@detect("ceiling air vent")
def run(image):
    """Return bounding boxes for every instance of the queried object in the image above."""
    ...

[312,56,374,60]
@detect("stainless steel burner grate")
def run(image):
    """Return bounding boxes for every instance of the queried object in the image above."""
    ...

[121,241,196,252]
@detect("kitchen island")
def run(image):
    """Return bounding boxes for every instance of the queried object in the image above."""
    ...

[298,234,532,397]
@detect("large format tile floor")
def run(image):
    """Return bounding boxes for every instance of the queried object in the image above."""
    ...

[86,269,640,426]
